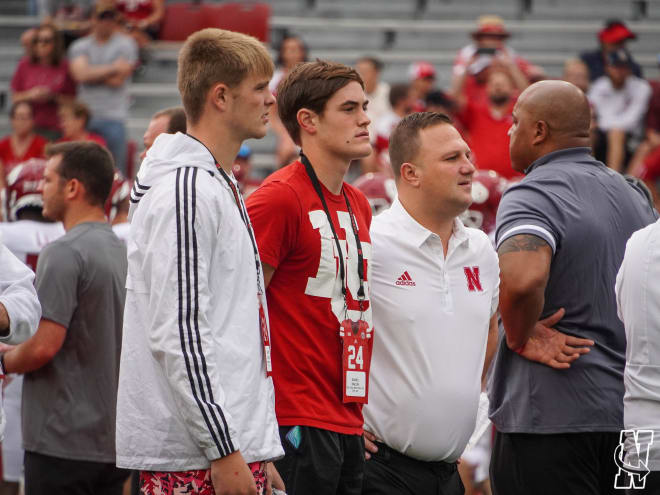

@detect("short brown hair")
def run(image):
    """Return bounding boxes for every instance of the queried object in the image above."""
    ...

[389,112,453,178]
[60,100,91,127]
[46,141,115,208]
[277,60,364,146]
[154,106,187,134]
[177,28,274,125]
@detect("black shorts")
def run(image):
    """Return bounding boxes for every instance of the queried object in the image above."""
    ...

[275,425,365,495]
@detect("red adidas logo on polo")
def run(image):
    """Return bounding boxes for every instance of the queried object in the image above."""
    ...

[395,271,416,286]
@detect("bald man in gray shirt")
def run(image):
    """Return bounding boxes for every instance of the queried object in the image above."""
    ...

[488,81,657,495]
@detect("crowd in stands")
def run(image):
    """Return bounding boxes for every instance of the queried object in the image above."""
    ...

[4,7,659,205]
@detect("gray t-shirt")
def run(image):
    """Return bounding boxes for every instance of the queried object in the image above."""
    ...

[23,222,127,462]
[488,147,657,434]
[68,32,137,121]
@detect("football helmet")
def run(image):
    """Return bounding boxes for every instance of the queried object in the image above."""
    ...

[105,170,131,222]
[460,169,508,235]
[3,158,46,221]
[353,172,397,215]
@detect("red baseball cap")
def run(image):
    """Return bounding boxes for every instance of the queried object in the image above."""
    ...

[409,61,436,80]
[598,21,636,44]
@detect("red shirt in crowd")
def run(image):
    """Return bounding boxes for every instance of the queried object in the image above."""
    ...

[246,160,373,435]
[10,58,76,132]
[57,133,107,147]
[0,134,48,177]
[116,0,155,21]
[456,100,522,179]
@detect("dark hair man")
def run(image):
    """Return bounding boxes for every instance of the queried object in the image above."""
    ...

[246,60,374,495]
[0,141,128,494]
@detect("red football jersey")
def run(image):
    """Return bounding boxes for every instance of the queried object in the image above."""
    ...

[246,160,373,435]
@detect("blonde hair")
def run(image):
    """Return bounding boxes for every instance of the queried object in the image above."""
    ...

[177,28,274,125]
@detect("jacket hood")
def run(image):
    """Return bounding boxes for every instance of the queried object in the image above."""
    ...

[129,132,217,219]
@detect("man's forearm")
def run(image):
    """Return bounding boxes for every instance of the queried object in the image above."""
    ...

[500,284,544,350]
[2,340,51,374]
[71,63,118,84]
[497,234,553,350]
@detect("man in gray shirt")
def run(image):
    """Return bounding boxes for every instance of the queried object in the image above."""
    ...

[489,80,657,495]
[0,141,128,494]
[68,1,137,173]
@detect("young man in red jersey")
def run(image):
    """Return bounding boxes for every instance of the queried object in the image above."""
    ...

[246,60,374,495]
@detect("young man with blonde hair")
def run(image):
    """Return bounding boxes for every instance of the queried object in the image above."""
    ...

[116,28,283,495]
[246,60,374,495]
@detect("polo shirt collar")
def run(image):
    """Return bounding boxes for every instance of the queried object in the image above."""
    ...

[389,197,470,249]
[524,147,593,174]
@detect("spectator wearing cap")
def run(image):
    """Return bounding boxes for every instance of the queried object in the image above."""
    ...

[580,19,643,82]
[452,15,531,106]
[356,56,391,147]
[408,61,436,112]
[68,0,138,174]
[588,49,651,172]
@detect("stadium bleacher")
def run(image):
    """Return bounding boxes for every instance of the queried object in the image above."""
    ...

[0,0,659,172]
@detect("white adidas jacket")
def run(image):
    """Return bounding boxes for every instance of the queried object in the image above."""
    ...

[116,133,283,471]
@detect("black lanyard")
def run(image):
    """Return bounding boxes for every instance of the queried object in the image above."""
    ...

[300,152,366,306]
[185,134,264,295]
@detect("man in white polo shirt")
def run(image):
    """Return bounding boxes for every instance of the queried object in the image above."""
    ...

[362,112,499,494]
[615,217,660,493]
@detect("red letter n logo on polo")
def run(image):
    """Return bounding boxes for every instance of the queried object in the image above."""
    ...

[464,267,483,292]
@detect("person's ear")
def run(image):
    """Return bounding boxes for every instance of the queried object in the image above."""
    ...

[297,108,318,138]
[209,82,231,113]
[532,120,549,146]
[400,162,422,188]
[64,178,82,201]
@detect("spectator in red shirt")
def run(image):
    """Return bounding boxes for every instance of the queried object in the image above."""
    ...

[56,100,107,147]
[246,60,374,495]
[455,68,522,179]
[0,102,48,189]
[452,15,531,106]
[11,23,76,140]
[630,56,660,204]
[408,61,436,112]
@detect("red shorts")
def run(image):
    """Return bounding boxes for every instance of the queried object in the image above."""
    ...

[139,461,267,495]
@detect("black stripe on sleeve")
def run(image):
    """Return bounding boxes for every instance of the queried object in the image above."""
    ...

[176,167,230,456]
[190,167,235,453]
